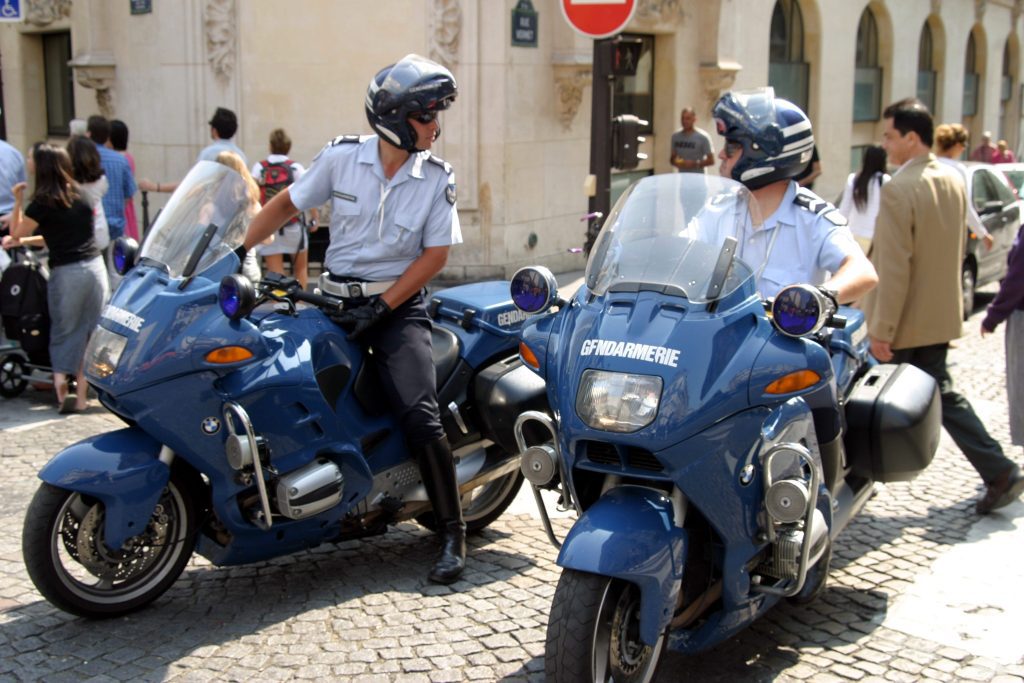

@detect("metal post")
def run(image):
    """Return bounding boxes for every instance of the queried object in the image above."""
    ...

[141,190,150,237]
[585,38,613,253]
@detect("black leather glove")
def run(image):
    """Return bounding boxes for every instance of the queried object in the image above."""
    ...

[232,244,248,272]
[332,297,392,341]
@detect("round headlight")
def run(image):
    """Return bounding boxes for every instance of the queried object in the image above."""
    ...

[771,284,827,337]
[510,266,559,314]
[112,237,139,275]
[219,274,257,320]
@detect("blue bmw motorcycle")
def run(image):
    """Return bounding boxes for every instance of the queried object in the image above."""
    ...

[21,162,546,618]
[510,174,942,681]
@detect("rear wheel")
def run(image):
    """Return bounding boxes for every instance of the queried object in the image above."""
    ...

[0,354,28,398]
[962,264,976,320]
[22,472,197,618]
[545,570,665,683]
[417,469,523,534]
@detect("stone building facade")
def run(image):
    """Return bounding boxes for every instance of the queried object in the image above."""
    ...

[1,0,1021,279]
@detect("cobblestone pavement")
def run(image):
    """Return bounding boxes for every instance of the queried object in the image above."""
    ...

[1,291,1023,682]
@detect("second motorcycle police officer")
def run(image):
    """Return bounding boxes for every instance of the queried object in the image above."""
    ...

[242,54,466,584]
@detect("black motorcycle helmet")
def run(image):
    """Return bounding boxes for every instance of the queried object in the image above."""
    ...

[365,54,457,152]
[712,87,814,190]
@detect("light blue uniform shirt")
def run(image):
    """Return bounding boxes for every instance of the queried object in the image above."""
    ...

[741,181,858,298]
[289,135,462,280]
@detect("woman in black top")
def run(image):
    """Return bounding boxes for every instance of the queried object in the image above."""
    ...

[1,143,109,412]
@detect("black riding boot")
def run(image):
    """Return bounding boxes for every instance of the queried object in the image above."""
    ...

[413,436,466,584]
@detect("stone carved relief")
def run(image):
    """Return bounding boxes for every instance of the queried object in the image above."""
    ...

[204,0,236,84]
[70,54,116,117]
[700,62,741,111]
[430,0,462,67]
[26,0,71,27]
[975,0,986,22]
[554,66,592,131]
[931,0,941,16]
[636,0,684,24]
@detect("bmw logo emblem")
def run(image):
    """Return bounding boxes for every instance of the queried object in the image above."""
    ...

[201,417,221,435]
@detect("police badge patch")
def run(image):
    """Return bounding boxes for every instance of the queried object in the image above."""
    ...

[446,181,457,205]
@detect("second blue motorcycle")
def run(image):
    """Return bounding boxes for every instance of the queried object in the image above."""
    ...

[511,173,942,681]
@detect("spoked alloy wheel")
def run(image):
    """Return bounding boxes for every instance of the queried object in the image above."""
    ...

[546,569,666,683]
[961,265,976,320]
[22,476,197,618]
[0,354,29,398]
[417,470,524,533]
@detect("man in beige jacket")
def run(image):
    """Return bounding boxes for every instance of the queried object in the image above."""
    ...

[864,98,1024,514]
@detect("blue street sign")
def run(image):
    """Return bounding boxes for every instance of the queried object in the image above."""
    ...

[0,0,22,22]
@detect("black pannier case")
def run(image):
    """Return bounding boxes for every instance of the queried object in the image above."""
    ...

[844,363,941,482]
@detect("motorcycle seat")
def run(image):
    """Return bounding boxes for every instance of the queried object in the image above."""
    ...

[353,323,462,416]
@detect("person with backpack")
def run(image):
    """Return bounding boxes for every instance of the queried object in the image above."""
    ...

[1,143,108,413]
[251,128,319,289]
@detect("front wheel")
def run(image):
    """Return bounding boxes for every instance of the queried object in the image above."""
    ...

[962,263,976,320]
[545,569,666,683]
[22,472,198,618]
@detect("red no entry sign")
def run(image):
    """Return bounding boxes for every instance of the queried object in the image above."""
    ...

[560,0,637,39]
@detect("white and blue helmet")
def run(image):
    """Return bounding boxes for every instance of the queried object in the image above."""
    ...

[713,87,814,190]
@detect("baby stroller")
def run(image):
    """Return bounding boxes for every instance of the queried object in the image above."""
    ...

[0,247,55,398]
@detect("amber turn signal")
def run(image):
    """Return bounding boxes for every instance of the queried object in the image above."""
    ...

[765,369,821,395]
[205,346,254,364]
[519,342,540,370]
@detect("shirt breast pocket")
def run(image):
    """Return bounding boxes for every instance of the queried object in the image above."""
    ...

[331,196,361,230]
[385,209,425,256]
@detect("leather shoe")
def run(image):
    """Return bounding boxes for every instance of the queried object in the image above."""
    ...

[428,521,466,585]
[976,464,1024,514]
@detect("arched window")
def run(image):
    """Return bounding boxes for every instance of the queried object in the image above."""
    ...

[768,0,809,113]
[964,33,980,117]
[917,21,937,113]
[1000,40,1014,141]
[853,7,882,121]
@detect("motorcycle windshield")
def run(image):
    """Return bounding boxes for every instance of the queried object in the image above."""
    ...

[585,174,767,304]
[139,161,253,279]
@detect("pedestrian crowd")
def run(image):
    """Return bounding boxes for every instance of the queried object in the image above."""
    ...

[0,107,326,415]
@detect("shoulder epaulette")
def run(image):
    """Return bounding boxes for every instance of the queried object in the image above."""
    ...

[329,135,362,147]
[794,187,847,226]
[425,153,453,176]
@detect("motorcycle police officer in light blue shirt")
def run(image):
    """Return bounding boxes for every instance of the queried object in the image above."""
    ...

[711,87,879,485]
[711,88,877,304]
[243,54,467,584]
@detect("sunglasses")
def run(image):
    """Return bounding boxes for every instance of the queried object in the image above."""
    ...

[724,140,744,157]
[409,111,438,124]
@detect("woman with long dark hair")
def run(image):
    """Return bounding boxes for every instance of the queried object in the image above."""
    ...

[0,143,109,412]
[67,135,110,252]
[837,145,889,253]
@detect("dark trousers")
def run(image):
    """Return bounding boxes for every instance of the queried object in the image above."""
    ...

[361,291,444,443]
[891,343,1012,483]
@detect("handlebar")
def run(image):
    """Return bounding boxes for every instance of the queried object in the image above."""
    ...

[289,287,344,314]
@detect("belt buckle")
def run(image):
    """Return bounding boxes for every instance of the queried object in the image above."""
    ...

[348,283,364,298]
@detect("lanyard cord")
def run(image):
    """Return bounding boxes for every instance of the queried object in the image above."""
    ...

[377,181,393,243]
